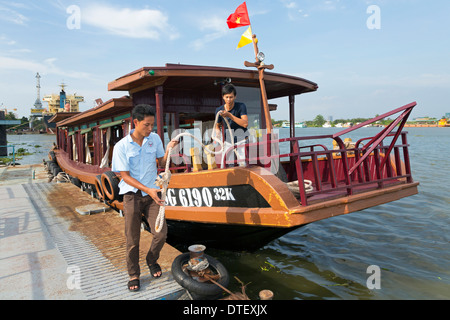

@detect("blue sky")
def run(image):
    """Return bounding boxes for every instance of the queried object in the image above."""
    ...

[1,0,449,121]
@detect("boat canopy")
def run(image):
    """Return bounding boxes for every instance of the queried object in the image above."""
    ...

[108,64,318,99]
[55,97,133,128]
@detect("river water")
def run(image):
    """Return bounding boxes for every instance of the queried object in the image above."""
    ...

[6,129,450,300]
[210,127,450,300]
[4,134,56,165]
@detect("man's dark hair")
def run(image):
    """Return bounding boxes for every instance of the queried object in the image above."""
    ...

[132,104,155,121]
[222,84,237,97]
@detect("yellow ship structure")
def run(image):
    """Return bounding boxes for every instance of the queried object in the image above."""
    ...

[30,76,84,133]
[42,83,84,114]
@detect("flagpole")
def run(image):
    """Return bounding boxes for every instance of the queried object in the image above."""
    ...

[247,32,273,134]
[251,28,260,62]
[228,1,273,133]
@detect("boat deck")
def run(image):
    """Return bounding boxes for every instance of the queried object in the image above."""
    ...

[0,164,186,300]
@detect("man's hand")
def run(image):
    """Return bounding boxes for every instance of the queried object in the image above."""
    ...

[220,110,232,119]
[147,188,165,206]
[166,138,179,150]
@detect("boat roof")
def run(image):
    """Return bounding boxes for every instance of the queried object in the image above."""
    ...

[55,96,133,127]
[48,112,81,124]
[108,63,318,99]
[55,64,318,128]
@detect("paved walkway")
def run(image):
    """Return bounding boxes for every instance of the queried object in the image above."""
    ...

[0,183,87,299]
[0,164,186,300]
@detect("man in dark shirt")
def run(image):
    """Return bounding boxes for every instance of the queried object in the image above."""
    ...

[215,84,249,166]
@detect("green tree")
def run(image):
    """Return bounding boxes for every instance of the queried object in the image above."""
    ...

[5,112,17,121]
[313,114,326,127]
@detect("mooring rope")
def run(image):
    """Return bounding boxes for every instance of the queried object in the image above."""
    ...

[153,112,313,233]
[154,112,234,233]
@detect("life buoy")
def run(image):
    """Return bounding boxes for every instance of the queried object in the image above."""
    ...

[94,174,105,200]
[101,171,120,201]
[171,253,230,299]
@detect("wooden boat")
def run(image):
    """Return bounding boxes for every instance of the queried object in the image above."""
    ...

[49,61,419,250]
[281,121,307,128]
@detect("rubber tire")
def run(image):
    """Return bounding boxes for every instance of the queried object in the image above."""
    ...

[49,151,56,163]
[48,162,56,173]
[45,161,53,172]
[52,166,62,177]
[71,177,81,188]
[101,171,120,201]
[171,253,229,299]
[94,174,104,200]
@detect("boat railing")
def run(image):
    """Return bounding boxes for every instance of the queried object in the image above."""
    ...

[225,102,416,206]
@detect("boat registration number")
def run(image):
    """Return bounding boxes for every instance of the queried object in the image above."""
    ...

[165,187,234,207]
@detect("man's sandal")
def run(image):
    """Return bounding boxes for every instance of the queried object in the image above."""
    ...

[149,263,162,278]
[127,279,140,292]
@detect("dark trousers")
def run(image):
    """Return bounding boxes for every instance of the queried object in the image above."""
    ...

[123,192,167,278]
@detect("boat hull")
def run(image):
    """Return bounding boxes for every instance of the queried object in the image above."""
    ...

[165,220,300,251]
[51,149,418,231]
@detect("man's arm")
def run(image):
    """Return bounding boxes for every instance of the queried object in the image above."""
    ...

[221,111,248,128]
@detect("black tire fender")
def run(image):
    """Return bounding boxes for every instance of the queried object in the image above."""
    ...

[52,166,61,177]
[101,171,120,201]
[47,162,56,173]
[94,174,104,200]
[171,253,229,298]
[49,151,56,163]
[71,177,81,188]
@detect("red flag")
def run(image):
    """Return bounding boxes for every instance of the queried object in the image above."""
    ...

[227,2,251,29]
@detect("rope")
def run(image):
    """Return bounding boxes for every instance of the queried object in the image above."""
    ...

[187,259,210,272]
[153,111,313,232]
[154,112,236,233]
[55,172,72,183]
[286,179,314,193]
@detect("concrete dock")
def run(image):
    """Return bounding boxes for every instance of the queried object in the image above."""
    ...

[0,164,186,300]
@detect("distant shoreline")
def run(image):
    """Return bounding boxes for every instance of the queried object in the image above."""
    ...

[404,125,450,128]
[6,132,54,135]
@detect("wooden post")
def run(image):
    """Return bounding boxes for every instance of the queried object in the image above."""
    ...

[155,86,165,146]
[93,128,101,166]
[259,290,274,300]
[289,95,295,139]
[246,34,273,135]
[258,68,272,134]
[0,111,6,157]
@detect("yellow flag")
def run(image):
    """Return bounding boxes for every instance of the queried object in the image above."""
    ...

[236,26,253,49]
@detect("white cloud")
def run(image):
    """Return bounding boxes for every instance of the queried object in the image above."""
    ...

[81,4,179,40]
[0,5,28,25]
[190,15,229,51]
[0,55,93,80]
[285,2,297,9]
[0,34,16,45]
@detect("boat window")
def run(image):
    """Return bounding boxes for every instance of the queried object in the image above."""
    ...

[85,130,94,165]
[235,86,262,141]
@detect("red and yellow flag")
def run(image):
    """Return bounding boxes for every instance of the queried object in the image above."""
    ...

[227,2,251,29]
